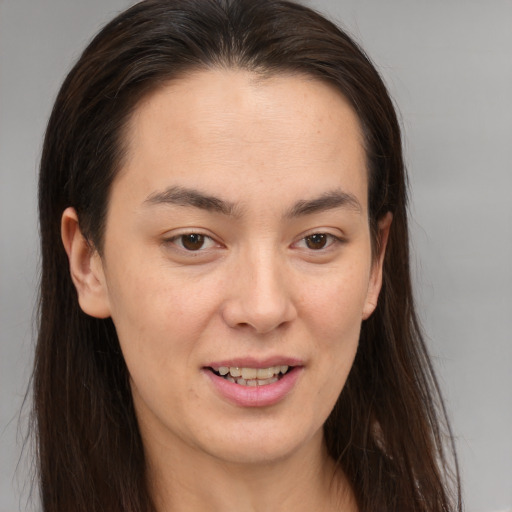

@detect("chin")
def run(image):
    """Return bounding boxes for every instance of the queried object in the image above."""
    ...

[197,417,321,466]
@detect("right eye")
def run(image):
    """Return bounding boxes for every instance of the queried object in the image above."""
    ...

[167,233,218,251]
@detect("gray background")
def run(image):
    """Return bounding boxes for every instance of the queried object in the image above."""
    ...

[1,0,511,511]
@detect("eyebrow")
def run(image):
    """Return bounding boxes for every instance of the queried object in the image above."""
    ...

[144,186,240,216]
[144,185,362,218]
[284,189,362,218]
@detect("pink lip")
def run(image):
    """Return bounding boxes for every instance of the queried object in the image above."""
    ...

[203,364,303,408]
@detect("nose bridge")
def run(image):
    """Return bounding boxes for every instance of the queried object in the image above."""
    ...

[248,244,284,302]
[223,242,296,333]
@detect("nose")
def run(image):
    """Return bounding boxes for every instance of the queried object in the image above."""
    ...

[221,247,297,334]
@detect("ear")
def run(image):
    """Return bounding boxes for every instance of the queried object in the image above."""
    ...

[362,212,393,320]
[61,207,111,318]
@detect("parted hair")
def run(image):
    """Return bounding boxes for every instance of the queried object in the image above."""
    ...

[34,0,461,510]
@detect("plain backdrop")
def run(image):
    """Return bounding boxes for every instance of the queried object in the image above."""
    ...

[1,1,511,511]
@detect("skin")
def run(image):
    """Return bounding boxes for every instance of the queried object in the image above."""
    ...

[62,69,391,512]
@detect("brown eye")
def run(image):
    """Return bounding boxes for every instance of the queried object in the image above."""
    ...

[304,233,328,250]
[180,234,205,251]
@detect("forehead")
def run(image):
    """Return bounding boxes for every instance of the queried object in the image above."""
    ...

[117,68,367,212]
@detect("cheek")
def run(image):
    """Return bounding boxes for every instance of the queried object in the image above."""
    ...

[105,267,224,434]
[104,259,222,378]
[301,259,371,336]
[300,262,370,404]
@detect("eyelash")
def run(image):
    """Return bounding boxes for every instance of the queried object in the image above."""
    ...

[293,232,344,251]
[165,232,219,252]
[164,231,343,253]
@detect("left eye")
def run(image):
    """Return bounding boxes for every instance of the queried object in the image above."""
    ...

[296,233,339,250]
[170,233,217,251]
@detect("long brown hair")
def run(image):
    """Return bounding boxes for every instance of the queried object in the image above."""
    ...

[34,0,461,510]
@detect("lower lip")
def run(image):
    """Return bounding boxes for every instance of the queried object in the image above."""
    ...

[203,367,303,408]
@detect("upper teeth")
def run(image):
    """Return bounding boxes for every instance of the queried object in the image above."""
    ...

[217,366,289,380]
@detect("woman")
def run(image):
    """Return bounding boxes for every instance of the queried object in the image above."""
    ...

[34,0,461,510]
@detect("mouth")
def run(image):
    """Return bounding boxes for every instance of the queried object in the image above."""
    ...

[208,365,292,387]
[204,360,303,407]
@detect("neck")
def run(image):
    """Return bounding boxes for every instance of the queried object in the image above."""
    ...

[145,429,357,512]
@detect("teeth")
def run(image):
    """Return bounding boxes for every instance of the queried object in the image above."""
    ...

[241,367,257,380]
[256,367,273,379]
[215,365,291,386]
[218,366,289,378]
[230,367,242,378]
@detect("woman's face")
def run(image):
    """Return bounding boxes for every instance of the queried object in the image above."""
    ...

[75,69,388,465]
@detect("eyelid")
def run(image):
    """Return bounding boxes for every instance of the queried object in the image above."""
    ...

[291,230,345,250]
[162,229,223,252]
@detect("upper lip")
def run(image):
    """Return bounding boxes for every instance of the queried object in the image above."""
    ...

[205,356,304,370]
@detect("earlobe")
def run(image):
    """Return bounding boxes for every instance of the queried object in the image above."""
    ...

[362,212,393,320]
[61,207,111,319]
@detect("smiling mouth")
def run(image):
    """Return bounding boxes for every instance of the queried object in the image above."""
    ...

[209,365,291,386]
